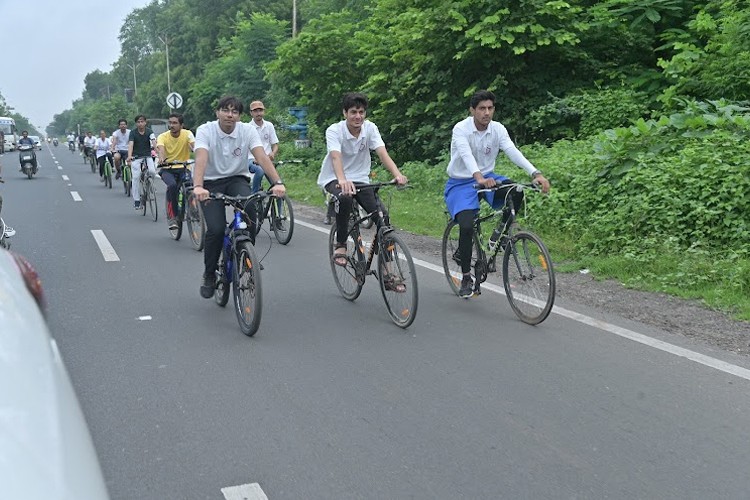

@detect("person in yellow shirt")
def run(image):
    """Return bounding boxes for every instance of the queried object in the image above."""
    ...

[157,113,196,230]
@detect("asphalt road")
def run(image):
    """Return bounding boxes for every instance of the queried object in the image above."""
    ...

[2,144,750,500]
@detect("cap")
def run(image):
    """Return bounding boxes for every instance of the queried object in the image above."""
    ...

[249,100,265,111]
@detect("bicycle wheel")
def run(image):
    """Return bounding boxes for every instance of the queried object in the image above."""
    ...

[232,241,263,336]
[105,161,112,189]
[89,155,96,173]
[253,198,265,236]
[271,195,294,245]
[139,180,147,216]
[215,250,230,307]
[377,232,418,328]
[186,193,205,251]
[502,230,555,325]
[441,220,481,297]
[148,178,158,222]
[328,222,365,301]
[123,166,131,197]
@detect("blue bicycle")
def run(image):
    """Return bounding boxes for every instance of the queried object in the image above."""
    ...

[210,192,266,336]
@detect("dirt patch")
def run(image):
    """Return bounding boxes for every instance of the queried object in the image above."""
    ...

[295,202,750,356]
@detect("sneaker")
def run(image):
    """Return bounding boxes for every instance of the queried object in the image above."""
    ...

[134,201,141,210]
[168,218,179,230]
[200,273,216,298]
[323,216,332,225]
[458,275,474,299]
[115,171,121,180]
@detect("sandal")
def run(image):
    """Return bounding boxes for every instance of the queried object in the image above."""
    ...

[383,275,407,293]
[332,244,348,267]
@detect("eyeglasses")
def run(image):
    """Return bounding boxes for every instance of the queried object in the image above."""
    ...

[219,108,241,116]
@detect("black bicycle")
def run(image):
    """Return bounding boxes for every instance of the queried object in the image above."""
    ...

[160,160,205,250]
[329,181,418,328]
[210,192,266,336]
[252,160,298,245]
[441,182,555,325]
[135,157,158,222]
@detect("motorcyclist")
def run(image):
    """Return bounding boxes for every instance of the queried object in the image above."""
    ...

[17,131,36,172]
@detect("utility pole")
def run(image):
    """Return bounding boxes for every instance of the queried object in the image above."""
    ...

[126,61,138,97]
[158,34,172,94]
[292,0,297,37]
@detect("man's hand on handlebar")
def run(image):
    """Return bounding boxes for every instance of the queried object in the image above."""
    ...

[477,176,497,188]
[194,186,209,201]
[533,174,551,194]
[338,179,356,196]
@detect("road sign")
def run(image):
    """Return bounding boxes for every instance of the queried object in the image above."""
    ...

[166,92,183,109]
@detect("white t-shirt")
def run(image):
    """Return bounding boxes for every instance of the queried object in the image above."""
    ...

[446,116,536,179]
[111,128,131,151]
[94,138,111,159]
[84,136,97,148]
[66,134,75,143]
[248,119,279,162]
[195,121,263,180]
[317,120,385,187]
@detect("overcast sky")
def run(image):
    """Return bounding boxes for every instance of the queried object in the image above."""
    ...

[0,0,151,130]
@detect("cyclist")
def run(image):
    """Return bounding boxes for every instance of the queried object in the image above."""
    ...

[192,96,286,299]
[318,92,408,272]
[83,131,96,162]
[94,130,114,182]
[127,115,156,210]
[110,119,130,180]
[156,113,195,230]
[77,133,85,152]
[66,132,76,150]
[246,100,279,194]
[444,89,551,299]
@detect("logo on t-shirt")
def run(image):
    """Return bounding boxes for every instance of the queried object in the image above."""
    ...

[233,147,242,157]
[484,146,492,155]
[359,141,367,152]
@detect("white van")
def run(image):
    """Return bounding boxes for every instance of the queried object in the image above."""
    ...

[0,116,18,152]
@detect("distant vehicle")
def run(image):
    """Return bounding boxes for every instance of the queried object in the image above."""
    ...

[147,118,169,136]
[0,116,18,152]
[29,135,42,150]
[0,248,110,499]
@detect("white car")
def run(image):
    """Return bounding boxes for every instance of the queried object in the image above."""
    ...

[29,135,42,150]
[0,248,110,499]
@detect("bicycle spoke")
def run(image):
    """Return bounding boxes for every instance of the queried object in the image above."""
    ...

[502,231,555,325]
[378,233,418,328]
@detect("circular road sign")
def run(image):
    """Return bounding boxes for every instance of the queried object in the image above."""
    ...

[166,92,183,109]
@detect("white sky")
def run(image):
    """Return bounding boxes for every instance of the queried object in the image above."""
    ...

[0,0,152,130]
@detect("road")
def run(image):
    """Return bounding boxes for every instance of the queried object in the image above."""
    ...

[2,144,750,500]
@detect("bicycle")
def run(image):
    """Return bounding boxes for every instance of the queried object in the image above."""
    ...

[122,160,133,197]
[102,156,113,189]
[135,157,158,221]
[252,160,299,244]
[325,190,373,229]
[440,182,555,325]
[88,149,97,173]
[328,181,418,328]
[161,160,205,250]
[209,192,266,336]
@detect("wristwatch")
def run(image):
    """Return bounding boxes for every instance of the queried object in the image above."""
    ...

[275,180,284,185]
[531,170,543,178]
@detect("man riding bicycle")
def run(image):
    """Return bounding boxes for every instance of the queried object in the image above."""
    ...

[94,130,114,181]
[66,132,76,150]
[111,119,131,180]
[246,100,279,194]
[318,92,408,269]
[192,96,285,299]
[156,113,195,230]
[127,115,156,210]
[83,131,96,160]
[444,89,551,298]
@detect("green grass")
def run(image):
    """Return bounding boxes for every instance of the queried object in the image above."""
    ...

[280,161,750,321]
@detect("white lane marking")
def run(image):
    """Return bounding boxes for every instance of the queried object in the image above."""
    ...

[57,166,63,170]
[90,230,120,262]
[295,219,750,381]
[71,191,82,201]
[221,483,269,500]
[138,315,152,321]
[62,175,69,181]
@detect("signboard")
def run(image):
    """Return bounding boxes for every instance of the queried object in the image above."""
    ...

[166,92,183,109]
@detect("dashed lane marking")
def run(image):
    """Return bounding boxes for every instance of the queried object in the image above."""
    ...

[221,483,269,500]
[71,191,82,201]
[90,230,120,262]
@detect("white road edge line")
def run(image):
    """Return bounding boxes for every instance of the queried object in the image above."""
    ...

[221,482,268,500]
[90,230,120,262]
[70,191,82,201]
[296,219,750,381]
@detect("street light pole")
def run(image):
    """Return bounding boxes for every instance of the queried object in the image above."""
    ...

[292,0,297,37]
[158,34,172,94]
[126,61,138,97]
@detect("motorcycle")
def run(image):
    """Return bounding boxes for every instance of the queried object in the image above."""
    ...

[18,144,38,179]
[0,195,14,250]
[53,138,58,147]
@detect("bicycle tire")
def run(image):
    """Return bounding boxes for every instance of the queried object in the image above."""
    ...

[377,232,418,328]
[441,220,481,297]
[329,221,365,301]
[253,198,265,236]
[502,230,555,325]
[123,166,132,197]
[232,241,263,336]
[215,250,230,307]
[271,195,294,245]
[186,193,205,251]
[90,155,96,173]
[148,179,158,221]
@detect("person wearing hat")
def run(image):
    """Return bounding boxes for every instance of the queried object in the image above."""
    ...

[247,100,280,193]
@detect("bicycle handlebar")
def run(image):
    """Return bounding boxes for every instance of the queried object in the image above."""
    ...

[474,182,541,193]
[208,192,268,203]
[159,159,195,167]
